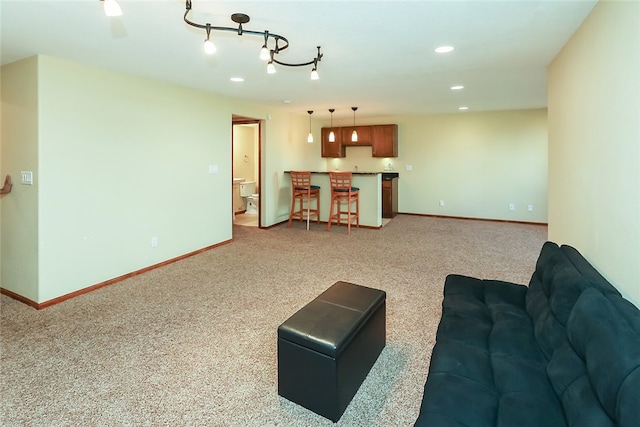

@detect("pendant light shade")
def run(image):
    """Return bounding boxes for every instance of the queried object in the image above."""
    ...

[351,107,358,142]
[307,111,314,143]
[103,0,123,16]
[328,108,335,142]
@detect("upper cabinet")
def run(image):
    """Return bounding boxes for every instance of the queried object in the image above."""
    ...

[371,125,398,157]
[321,124,398,158]
[321,128,345,158]
[341,126,372,146]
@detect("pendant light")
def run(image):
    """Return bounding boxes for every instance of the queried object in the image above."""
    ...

[203,24,216,54]
[351,107,358,142]
[307,111,314,143]
[267,51,276,74]
[102,0,123,17]
[259,32,270,61]
[328,109,335,142]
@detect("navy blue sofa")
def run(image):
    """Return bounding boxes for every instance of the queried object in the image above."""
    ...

[415,241,640,427]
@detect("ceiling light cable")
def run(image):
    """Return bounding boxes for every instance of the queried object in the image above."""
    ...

[307,111,314,143]
[184,0,323,79]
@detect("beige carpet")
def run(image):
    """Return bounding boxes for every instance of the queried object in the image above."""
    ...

[1,215,547,426]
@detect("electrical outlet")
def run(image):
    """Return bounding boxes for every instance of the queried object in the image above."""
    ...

[405,164,413,171]
[151,237,158,248]
[509,203,515,211]
[528,204,534,212]
[439,200,445,207]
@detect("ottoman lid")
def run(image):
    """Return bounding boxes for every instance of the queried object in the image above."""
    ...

[278,282,386,358]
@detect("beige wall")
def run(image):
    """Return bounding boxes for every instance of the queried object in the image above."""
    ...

[233,125,257,184]
[1,56,40,301]
[548,0,640,306]
[325,109,548,223]
[0,52,573,305]
[1,55,312,303]
[265,113,326,222]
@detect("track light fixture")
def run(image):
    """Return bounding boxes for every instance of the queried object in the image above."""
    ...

[307,111,314,143]
[328,109,336,142]
[183,1,323,79]
[101,0,122,17]
[351,107,359,142]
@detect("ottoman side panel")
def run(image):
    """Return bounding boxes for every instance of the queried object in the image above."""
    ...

[277,338,339,420]
[336,300,387,416]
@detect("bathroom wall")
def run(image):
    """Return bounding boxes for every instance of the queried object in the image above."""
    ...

[233,124,258,184]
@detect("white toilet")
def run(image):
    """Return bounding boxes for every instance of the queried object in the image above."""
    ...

[246,193,259,214]
[239,181,257,213]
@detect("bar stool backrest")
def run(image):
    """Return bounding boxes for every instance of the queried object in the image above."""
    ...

[291,171,313,190]
[329,172,355,193]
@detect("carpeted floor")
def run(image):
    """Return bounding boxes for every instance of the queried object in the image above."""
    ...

[1,215,547,426]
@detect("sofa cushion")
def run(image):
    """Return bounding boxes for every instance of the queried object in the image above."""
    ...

[526,243,575,360]
[526,242,621,362]
[485,280,545,364]
[417,372,498,427]
[436,275,492,348]
[547,339,616,427]
[420,274,564,427]
[561,289,640,427]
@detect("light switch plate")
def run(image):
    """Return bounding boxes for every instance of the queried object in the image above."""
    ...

[208,165,218,174]
[405,164,413,171]
[20,171,33,185]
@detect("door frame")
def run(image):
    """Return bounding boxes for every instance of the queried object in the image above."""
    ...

[232,115,262,228]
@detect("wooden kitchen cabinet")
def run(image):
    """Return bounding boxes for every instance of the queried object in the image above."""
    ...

[372,124,398,157]
[382,177,398,218]
[321,124,398,158]
[341,126,372,145]
[321,128,344,158]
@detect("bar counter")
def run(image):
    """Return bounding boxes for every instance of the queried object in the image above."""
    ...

[284,171,383,228]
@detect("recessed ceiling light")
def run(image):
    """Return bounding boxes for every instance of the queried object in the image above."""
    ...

[450,85,464,90]
[230,77,244,82]
[458,106,469,111]
[434,45,455,53]
[283,99,291,104]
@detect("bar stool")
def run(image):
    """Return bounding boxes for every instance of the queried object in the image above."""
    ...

[288,171,321,230]
[327,172,359,235]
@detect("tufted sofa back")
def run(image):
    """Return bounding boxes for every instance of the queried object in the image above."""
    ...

[526,242,639,427]
[525,242,620,360]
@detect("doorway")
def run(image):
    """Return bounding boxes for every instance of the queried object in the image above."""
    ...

[232,115,262,228]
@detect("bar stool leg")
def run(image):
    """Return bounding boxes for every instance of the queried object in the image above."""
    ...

[326,194,334,231]
[347,196,352,235]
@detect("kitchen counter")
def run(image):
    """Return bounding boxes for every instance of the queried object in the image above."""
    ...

[284,171,398,228]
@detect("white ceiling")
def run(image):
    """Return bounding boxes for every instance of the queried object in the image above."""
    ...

[1,0,598,120]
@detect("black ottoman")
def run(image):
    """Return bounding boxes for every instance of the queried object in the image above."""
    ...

[277,281,386,422]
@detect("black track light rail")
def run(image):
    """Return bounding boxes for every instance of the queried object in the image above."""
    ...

[184,0,323,69]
